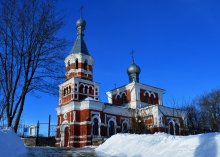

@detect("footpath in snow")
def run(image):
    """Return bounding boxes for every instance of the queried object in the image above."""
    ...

[96,132,220,157]
[0,128,27,157]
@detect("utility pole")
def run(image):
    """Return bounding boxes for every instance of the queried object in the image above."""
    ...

[48,114,51,138]
[36,120,39,146]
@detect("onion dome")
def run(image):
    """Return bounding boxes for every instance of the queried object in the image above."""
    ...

[127,50,141,83]
[127,63,141,75]
[76,18,86,28]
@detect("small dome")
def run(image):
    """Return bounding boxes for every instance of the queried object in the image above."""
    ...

[127,63,141,75]
[76,18,86,27]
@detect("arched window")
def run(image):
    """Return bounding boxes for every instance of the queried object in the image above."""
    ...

[122,93,127,104]
[92,118,99,136]
[84,60,88,70]
[169,122,174,135]
[116,95,121,104]
[68,86,71,94]
[150,94,154,104]
[66,88,69,94]
[89,86,93,95]
[122,122,128,133]
[84,86,88,94]
[75,59,78,69]
[64,89,66,96]
[145,93,149,103]
[79,85,84,93]
[109,121,115,136]
[175,124,180,135]
[67,61,70,71]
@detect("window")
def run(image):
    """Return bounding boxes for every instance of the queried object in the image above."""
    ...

[122,122,128,133]
[67,61,70,70]
[116,95,120,104]
[150,94,154,104]
[145,93,149,103]
[89,87,93,94]
[92,118,99,136]
[84,86,88,94]
[75,59,78,69]
[74,94,78,99]
[109,121,115,136]
[68,86,71,94]
[84,60,88,70]
[122,93,127,104]
[79,85,84,93]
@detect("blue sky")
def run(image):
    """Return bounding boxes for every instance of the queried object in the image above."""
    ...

[23,0,220,126]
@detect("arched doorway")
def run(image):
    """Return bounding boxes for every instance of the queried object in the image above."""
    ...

[64,127,69,147]
[175,124,180,135]
[92,118,99,136]
[109,121,115,136]
[169,122,174,135]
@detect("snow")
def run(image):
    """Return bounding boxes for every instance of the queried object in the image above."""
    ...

[95,133,220,157]
[0,128,27,157]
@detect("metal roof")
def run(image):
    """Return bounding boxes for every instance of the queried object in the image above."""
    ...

[70,17,90,55]
[70,36,90,55]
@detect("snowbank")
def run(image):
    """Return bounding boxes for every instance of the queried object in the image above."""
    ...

[0,128,27,157]
[96,133,220,157]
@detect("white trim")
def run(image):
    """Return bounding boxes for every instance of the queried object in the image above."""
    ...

[144,91,151,96]
[69,135,91,138]
[69,140,90,144]
[70,121,91,125]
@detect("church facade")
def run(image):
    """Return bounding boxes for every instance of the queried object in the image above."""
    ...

[55,15,187,147]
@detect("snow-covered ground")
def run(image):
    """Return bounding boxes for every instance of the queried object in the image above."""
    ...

[0,128,27,157]
[96,133,220,157]
[1,128,220,157]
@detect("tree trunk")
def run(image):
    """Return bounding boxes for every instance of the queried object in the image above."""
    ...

[14,96,26,133]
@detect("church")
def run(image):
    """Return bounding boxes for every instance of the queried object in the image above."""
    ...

[55,14,187,147]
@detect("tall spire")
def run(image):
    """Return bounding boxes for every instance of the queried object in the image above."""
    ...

[70,7,90,55]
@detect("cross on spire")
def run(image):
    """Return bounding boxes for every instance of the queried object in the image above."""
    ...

[131,50,135,63]
[80,6,83,18]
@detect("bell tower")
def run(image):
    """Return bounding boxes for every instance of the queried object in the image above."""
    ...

[59,13,99,105]
[65,12,94,81]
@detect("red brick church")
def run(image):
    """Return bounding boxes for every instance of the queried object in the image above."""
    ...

[55,14,187,147]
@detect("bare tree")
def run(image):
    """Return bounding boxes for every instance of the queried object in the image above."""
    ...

[199,89,220,132]
[0,0,66,132]
[184,89,220,133]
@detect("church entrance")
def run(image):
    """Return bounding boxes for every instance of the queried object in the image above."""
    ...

[64,127,69,147]
[169,122,174,135]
